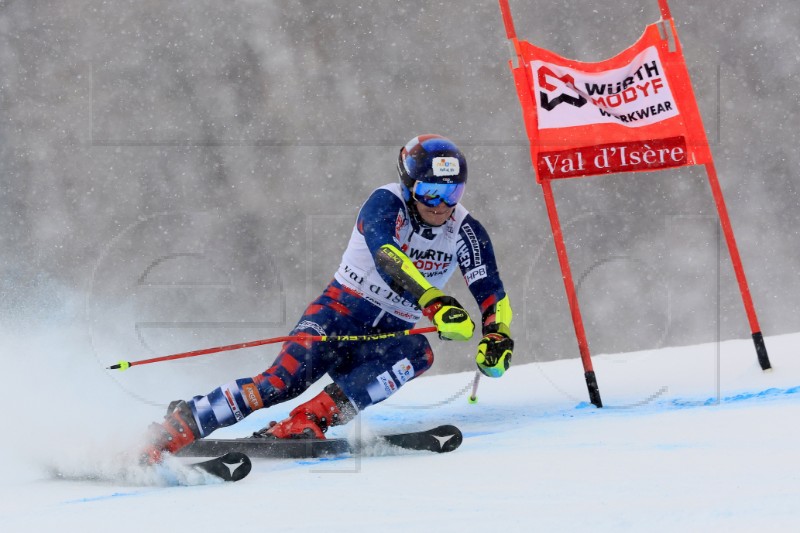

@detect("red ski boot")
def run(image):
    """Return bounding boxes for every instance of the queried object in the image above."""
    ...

[141,400,202,464]
[254,384,356,439]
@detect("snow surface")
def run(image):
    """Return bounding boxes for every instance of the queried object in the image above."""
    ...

[1,332,799,532]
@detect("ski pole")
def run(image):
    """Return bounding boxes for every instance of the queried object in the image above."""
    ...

[108,326,438,371]
[468,369,482,404]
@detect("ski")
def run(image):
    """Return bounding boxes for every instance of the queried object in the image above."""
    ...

[178,424,463,459]
[48,452,253,485]
[190,451,252,482]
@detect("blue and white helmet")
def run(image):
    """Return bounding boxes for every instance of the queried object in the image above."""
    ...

[397,134,468,208]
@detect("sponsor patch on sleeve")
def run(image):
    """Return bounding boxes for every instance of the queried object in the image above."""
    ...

[461,223,482,265]
[464,265,488,285]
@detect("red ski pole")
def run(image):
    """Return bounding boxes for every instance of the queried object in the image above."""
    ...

[108,326,438,371]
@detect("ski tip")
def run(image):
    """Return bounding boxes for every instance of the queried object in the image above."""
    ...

[220,452,252,481]
[193,451,252,482]
[431,425,463,453]
[378,425,464,454]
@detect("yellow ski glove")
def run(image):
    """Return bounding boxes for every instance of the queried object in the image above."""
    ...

[476,324,513,377]
[419,287,475,341]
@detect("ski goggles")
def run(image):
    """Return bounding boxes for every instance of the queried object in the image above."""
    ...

[410,181,465,208]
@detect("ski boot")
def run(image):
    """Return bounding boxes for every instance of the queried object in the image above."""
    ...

[253,384,356,439]
[141,400,202,464]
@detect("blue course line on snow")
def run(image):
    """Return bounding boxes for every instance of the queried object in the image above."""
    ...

[462,431,494,438]
[666,385,799,410]
[64,492,144,504]
[720,386,800,403]
[571,385,800,413]
[295,456,351,466]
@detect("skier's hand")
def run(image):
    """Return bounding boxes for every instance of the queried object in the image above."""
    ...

[419,288,474,341]
[476,331,513,378]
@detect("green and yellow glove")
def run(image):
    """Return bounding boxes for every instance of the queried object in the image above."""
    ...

[476,323,514,378]
[419,287,475,341]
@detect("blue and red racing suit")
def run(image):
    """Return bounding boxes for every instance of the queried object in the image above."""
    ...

[187,183,508,437]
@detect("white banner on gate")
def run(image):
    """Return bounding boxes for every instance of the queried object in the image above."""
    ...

[532,46,680,130]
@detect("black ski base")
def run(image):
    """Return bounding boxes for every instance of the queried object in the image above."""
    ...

[190,451,252,482]
[179,424,463,459]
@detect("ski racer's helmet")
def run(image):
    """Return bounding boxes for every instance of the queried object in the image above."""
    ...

[397,134,467,208]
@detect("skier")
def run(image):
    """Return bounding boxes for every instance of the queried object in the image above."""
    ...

[142,134,514,463]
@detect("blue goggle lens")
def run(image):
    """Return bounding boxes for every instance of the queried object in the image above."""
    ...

[411,181,465,208]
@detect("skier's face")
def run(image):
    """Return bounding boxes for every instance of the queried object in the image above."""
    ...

[415,201,455,227]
